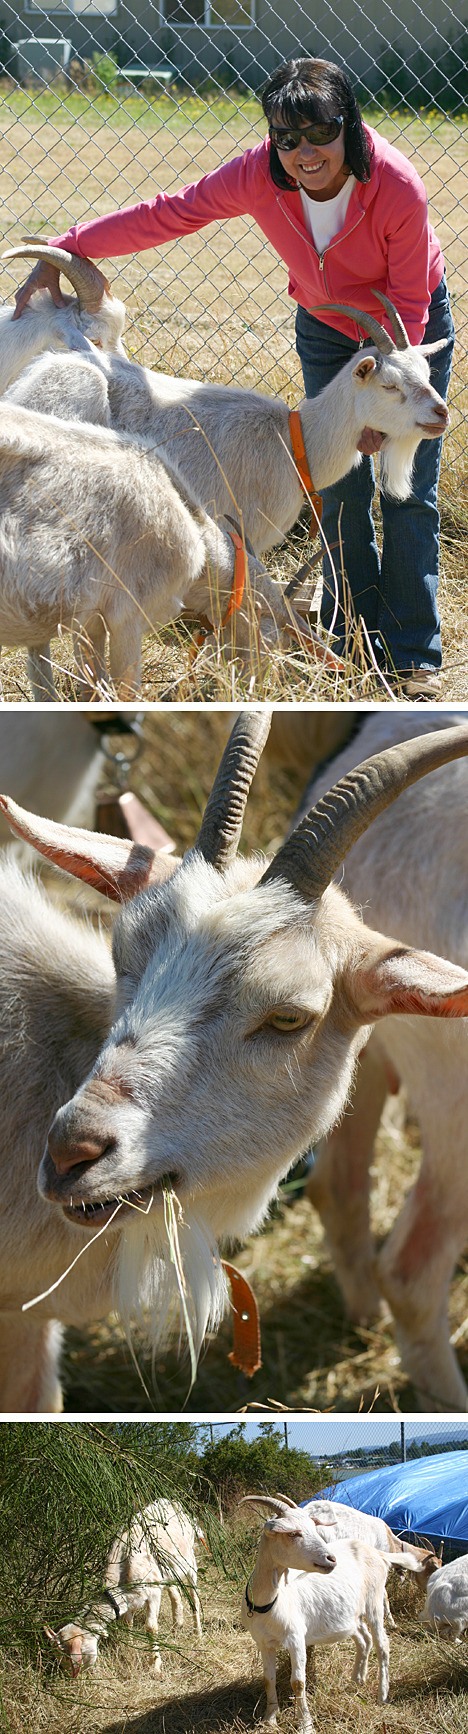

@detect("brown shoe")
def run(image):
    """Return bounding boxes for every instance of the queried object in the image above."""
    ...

[398,669,442,701]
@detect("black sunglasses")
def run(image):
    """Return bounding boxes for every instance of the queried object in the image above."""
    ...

[269,117,343,151]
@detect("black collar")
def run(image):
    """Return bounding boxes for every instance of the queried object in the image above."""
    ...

[102,1589,123,1620]
[245,1580,278,1617]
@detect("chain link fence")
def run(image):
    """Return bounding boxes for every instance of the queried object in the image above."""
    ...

[0,0,466,464]
[202,1416,468,1461]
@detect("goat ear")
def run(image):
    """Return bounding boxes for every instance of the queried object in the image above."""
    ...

[347,931,468,1021]
[420,337,450,357]
[0,794,179,903]
[352,355,377,383]
[43,1625,62,1648]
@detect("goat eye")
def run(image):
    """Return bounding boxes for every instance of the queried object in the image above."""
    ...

[263,1008,314,1033]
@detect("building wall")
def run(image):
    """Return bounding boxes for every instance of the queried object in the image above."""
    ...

[6,0,464,86]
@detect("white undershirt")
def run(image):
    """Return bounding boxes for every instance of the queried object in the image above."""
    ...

[299,175,356,253]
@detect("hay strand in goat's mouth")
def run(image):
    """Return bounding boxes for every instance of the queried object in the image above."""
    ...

[22,1201,124,1310]
[162,1186,198,1390]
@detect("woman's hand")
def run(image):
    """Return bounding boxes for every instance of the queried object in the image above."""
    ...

[357,427,385,456]
[12,260,69,320]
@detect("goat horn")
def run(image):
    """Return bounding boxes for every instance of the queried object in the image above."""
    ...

[239,1494,299,1513]
[261,724,468,902]
[313,300,394,355]
[194,710,271,872]
[224,513,257,560]
[372,289,410,349]
[2,241,112,312]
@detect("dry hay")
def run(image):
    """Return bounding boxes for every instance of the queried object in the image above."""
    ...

[0,1553,466,1734]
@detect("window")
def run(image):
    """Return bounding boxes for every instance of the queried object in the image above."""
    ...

[26,0,117,14]
[164,0,255,25]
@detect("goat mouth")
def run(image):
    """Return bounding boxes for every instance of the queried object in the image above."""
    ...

[416,419,448,433]
[61,1173,182,1229]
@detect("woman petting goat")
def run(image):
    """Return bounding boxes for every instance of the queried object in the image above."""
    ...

[13,57,453,695]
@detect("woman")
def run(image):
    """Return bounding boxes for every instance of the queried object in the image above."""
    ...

[15,57,453,695]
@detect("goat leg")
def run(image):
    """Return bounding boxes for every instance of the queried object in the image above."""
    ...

[27,643,56,702]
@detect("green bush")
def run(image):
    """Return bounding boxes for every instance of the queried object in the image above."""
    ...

[198,1423,334,1508]
[89,51,121,96]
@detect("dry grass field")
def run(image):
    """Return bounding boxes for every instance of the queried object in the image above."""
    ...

[1,1546,466,1734]
[0,92,466,701]
[24,706,462,1417]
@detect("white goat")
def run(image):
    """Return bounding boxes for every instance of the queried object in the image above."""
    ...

[291,709,468,1412]
[45,1496,204,1676]
[0,247,126,392]
[0,402,321,701]
[421,1553,468,1640]
[5,250,449,553]
[2,711,468,1411]
[240,1494,424,1727]
[301,1498,439,1627]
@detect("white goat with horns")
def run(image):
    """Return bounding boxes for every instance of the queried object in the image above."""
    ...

[2,712,468,1411]
[240,1493,429,1727]
[5,245,449,552]
[0,247,126,390]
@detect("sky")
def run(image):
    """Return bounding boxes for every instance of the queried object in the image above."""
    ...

[196,1418,468,1459]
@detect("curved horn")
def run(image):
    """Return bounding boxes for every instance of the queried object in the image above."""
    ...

[313,300,394,355]
[224,513,257,560]
[2,241,112,312]
[261,723,468,902]
[239,1494,299,1514]
[194,710,271,872]
[372,289,410,350]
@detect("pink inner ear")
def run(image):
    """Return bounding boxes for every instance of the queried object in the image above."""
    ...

[0,793,178,902]
[354,355,376,380]
[355,943,468,1021]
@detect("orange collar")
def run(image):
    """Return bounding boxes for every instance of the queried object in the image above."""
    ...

[221,528,247,625]
[192,529,248,652]
[288,409,323,532]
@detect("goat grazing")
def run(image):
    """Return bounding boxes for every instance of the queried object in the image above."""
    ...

[0,247,126,392]
[0,402,322,700]
[5,245,449,553]
[46,1496,204,1676]
[421,1553,468,1640]
[291,709,468,1411]
[240,1494,424,1726]
[1,711,468,1411]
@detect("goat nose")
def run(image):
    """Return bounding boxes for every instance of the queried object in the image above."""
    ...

[47,1096,116,1175]
[48,1121,114,1176]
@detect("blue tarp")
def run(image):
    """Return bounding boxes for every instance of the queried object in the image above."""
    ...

[316,1451,468,1548]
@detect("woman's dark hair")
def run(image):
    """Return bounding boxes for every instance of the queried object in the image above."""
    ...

[261,58,372,190]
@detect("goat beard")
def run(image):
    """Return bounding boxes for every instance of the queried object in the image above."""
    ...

[379,433,421,500]
[113,1203,228,1375]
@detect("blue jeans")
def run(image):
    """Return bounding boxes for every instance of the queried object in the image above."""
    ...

[295,279,455,671]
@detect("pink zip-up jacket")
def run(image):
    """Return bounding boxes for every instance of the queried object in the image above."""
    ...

[53,126,444,346]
